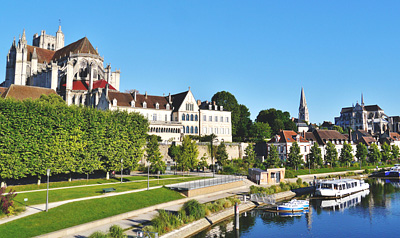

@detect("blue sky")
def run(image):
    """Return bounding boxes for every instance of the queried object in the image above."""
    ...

[1,1,399,123]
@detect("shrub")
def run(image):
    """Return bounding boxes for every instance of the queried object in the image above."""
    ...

[181,200,205,220]
[88,231,108,238]
[0,187,17,215]
[296,178,303,185]
[109,225,125,238]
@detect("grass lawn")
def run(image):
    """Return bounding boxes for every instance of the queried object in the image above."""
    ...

[287,164,390,177]
[0,187,184,238]
[12,177,205,207]
[8,174,193,192]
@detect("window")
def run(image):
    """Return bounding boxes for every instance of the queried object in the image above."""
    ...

[195,126,198,134]
[209,116,212,122]
[203,127,207,133]
[153,114,157,121]
[182,114,185,121]
[215,128,218,134]
[191,114,194,121]
[186,126,189,133]
[186,114,189,121]
[195,115,198,121]
[143,102,147,108]
[165,115,168,121]
[183,126,185,133]
[210,127,213,133]
[304,146,307,152]
[155,103,159,109]
[166,104,170,110]
[215,116,218,122]
[220,116,223,122]
[190,126,194,134]
[203,115,206,121]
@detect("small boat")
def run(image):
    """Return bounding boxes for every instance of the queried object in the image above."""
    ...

[385,164,400,177]
[277,202,304,212]
[290,199,309,209]
[315,178,369,198]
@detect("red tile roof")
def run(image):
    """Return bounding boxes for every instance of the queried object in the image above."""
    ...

[1,85,56,100]
[107,91,171,109]
[390,132,400,141]
[268,130,307,143]
[62,80,116,91]
[26,45,55,64]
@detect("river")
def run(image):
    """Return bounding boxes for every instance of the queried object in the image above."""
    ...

[192,178,400,238]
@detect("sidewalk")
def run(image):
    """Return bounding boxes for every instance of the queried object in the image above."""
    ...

[58,185,249,238]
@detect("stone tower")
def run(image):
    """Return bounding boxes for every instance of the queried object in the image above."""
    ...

[298,87,309,123]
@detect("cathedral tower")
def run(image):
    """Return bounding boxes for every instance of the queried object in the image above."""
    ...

[299,87,309,123]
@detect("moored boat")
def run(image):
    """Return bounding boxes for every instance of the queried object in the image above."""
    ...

[385,164,400,177]
[315,178,369,198]
[277,199,309,212]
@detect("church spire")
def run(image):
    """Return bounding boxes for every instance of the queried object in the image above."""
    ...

[299,87,309,123]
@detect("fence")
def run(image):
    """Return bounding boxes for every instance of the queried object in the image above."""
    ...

[167,175,244,191]
[250,193,276,204]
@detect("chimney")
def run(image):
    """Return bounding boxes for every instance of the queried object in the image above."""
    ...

[168,93,171,103]
[134,90,137,101]
[145,91,147,99]
[197,100,201,106]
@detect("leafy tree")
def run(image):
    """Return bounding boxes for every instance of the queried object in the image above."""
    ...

[381,142,392,163]
[236,104,252,141]
[38,94,65,104]
[198,154,208,171]
[339,142,354,167]
[266,144,281,168]
[179,136,199,172]
[287,142,303,170]
[325,141,338,167]
[368,143,381,164]
[216,142,229,167]
[392,145,400,161]
[168,143,181,174]
[355,143,368,167]
[333,125,344,134]
[256,108,296,135]
[308,143,322,169]
[250,122,271,142]
[211,91,240,139]
[244,143,256,168]
[146,135,165,174]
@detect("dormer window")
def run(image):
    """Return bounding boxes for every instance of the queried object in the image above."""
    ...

[209,105,212,110]
[220,106,223,111]
[113,98,117,106]
[143,101,147,108]
[166,104,170,110]
[156,102,159,109]
[131,100,135,107]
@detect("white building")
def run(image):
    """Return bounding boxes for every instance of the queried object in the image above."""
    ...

[267,130,310,162]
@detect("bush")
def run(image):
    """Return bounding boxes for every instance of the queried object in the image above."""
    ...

[296,178,303,185]
[0,187,17,215]
[109,225,125,238]
[181,200,205,220]
[88,231,108,238]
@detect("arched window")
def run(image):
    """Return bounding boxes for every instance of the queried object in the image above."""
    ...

[190,126,194,134]
[143,102,147,108]
[186,114,189,121]
[191,114,194,121]
[183,126,185,133]
[186,126,189,134]
[195,115,198,121]
[195,126,198,134]
[182,114,185,121]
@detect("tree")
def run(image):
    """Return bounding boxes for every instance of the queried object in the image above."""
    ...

[333,125,344,134]
[146,135,165,174]
[216,142,229,167]
[368,143,381,164]
[244,143,256,168]
[308,143,322,169]
[179,136,199,172]
[355,143,368,166]
[198,154,208,171]
[381,142,392,163]
[250,122,271,142]
[211,91,240,139]
[287,142,303,170]
[266,144,281,168]
[339,142,354,167]
[325,141,338,167]
[256,108,296,135]
[168,143,181,174]
[236,104,252,141]
[392,145,400,161]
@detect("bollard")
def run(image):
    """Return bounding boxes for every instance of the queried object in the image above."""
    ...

[243,194,247,202]
[235,202,239,230]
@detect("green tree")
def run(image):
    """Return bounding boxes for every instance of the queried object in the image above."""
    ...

[250,122,271,142]
[216,142,229,167]
[308,143,322,169]
[287,142,303,170]
[333,125,344,134]
[392,145,400,161]
[256,108,296,135]
[236,104,253,141]
[211,91,240,139]
[368,143,381,164]
[146,135,165,174]
[381,142,392,163]
[179,136,199,172]
[355,143,368,167]
[339,142,354,167]
[244,143,256,168]
[198,154,208,171]
[168,143,181,174]
[325,141,338,167]
[266,144,281,168]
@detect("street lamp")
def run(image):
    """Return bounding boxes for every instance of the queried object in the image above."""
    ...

[147,161,150,190]
[210,134,217,178]
[46,169,50,212]
[121,158,123,184]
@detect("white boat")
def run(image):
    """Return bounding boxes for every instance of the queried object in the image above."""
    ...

[277,199,309,212]
[320,190,370,211]
[315,178,369,198]
[385,164,400,177]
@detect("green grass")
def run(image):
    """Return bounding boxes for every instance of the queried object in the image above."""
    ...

[0,187,184,238]
[286,164,390,178]
[8,174,192,192]
[13,177,206,207]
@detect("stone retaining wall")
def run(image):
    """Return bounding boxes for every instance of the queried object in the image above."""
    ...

[183,180,244,197]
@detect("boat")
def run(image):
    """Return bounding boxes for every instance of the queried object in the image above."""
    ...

[320,190,370,211]
[385,164,400,177]
[315,178,369,198]
[290,199,309,209]
[277,199,309,212]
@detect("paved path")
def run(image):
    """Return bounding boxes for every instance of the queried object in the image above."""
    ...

[61,185,250,238]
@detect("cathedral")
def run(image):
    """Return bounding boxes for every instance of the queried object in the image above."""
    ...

[2,26,121,106]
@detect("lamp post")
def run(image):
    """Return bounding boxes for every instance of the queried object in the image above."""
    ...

[46,169,50,212]
[210,134,217,178]
[147,162,150,190]
[121,158,123,184]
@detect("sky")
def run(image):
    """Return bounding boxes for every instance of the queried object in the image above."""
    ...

[1,1,399,123]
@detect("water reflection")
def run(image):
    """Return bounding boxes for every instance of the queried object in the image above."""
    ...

[192,178,400,238]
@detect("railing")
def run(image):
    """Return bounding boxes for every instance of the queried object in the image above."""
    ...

[250,193,276,204]
[168,174,244,191]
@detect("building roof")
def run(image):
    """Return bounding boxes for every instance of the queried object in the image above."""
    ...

[0,87,7,97]
[62,79,116,91]
[52,37,98,60]
[0,84,56,100]
[390,132,400,141]
[268,130,308,143]
[364,105,382,111]
[170,91,188,112]
[357,136,376,146]
[26,45,55,64]
[307,129,347,145]
[107,91,170,109]
[341,107,353,113]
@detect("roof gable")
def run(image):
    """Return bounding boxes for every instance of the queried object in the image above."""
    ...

[1,85,56,100]
[52,37,98,60]
[27,45,55,64]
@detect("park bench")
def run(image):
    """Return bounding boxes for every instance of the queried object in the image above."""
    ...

[102,188,116,193]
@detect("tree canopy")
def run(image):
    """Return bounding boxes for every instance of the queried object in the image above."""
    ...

[325,141,338,167]
[287,142,303,170]
[266,144,281,168]
[339,142,354,167]
[355,143,368,166]
[256,108,297,135]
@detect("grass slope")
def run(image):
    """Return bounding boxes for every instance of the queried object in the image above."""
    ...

[0,188,184,238]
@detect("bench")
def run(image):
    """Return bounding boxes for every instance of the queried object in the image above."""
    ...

[103,188,116,193]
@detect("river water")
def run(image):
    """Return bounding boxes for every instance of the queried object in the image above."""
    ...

[192,179,400,238]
